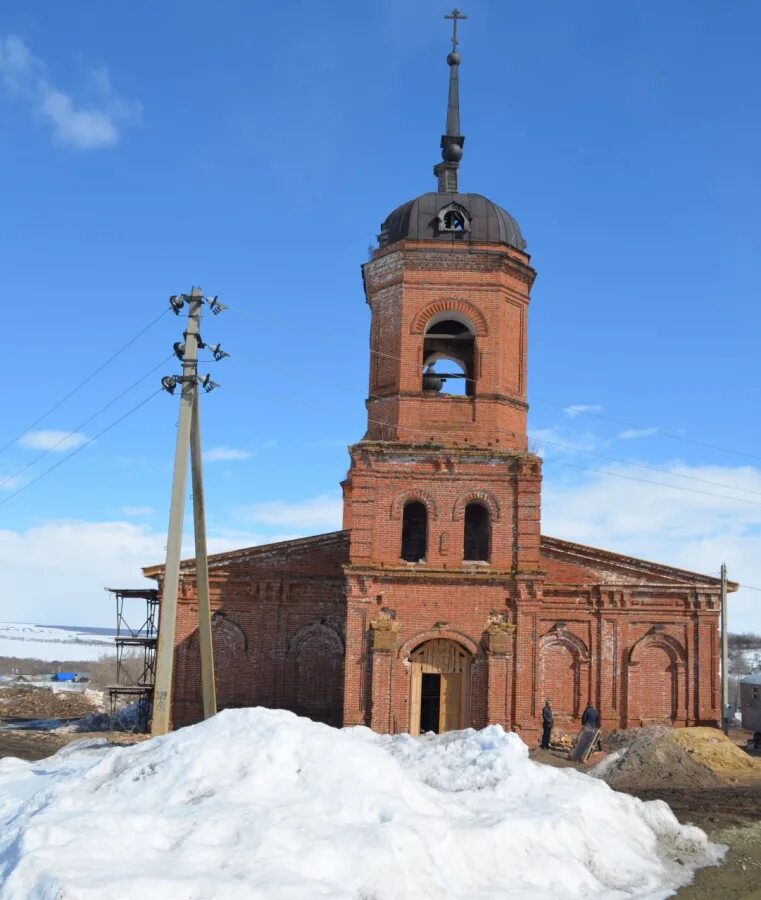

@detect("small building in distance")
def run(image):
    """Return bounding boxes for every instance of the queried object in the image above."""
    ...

[142,27,732,741]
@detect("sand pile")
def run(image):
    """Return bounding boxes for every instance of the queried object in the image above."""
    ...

[671,727,761,777]
[593,726,761,790]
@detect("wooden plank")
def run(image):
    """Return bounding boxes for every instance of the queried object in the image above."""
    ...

[570,726,600,762]
[410,663,422,737]
[440,673,462,733]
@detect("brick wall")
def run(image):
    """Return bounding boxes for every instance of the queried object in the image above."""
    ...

[156,212,722,739]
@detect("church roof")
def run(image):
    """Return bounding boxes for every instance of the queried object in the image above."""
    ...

[142,530,732,590]
[541,535,736,589]
[378,192,526,250]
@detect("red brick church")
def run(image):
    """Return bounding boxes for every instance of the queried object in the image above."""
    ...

[144,28,728,740]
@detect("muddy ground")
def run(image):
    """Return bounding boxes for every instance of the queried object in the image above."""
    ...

[0,728,146,761]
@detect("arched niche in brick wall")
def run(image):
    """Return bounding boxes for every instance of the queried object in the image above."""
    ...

[286,622,345,727]
[188,614,247,711]
[627,631,687,725]
[410,299,488,337]
[538,628,590,724]
[628,631,687,666]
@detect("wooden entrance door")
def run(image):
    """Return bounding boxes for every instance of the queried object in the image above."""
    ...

[409,639,472,736]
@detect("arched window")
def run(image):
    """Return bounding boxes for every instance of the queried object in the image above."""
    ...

[401,501,427,562]
[422,318,475,397]
[463,503,490,561]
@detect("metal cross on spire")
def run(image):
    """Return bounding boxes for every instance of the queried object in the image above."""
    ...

[445,8,467,52]
[434,8,466,191]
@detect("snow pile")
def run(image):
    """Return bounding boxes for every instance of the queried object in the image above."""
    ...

[0,708,724,899]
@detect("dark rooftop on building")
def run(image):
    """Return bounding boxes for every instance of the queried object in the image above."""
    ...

[378,192,526,250]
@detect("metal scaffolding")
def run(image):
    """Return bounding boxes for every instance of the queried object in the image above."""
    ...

[106,588,159,732]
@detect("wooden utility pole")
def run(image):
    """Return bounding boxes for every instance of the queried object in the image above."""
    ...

[152,287,222,736]
[721,561,729,735]
[190,386,217,718]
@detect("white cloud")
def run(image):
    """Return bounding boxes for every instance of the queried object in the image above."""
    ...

[0,519,295,626]
[237,493,343,530]
[618,427,658,440]
[542,462,761,634]
[0,521,163,626]
[203,446,252,463]
[0,35,141,149]
[19,430,87,452]
[529,427,599,457]
[121,506,155,518]
[564,404,603,419]
[0,472,29,492]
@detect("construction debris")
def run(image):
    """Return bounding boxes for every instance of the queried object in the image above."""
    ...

[0,686,103,720]
[549,729,573,751]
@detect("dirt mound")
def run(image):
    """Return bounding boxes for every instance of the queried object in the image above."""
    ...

[671,727,761,777]
[0,686,101,720]
[594,726,761,790]
[592,729,721,790]
[602,725,669,753]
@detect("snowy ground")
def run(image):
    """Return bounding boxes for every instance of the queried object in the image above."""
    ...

[0,708,724,899]
[0,622,114,662]
[740,648,761,671]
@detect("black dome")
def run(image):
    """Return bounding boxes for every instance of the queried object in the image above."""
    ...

[378,192,526,251]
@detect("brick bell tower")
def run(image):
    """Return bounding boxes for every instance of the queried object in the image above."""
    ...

[341,11,544,736]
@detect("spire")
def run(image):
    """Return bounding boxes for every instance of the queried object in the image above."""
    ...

[434,9,466,193]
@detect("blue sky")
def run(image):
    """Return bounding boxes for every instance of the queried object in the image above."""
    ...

[1,1,760,631]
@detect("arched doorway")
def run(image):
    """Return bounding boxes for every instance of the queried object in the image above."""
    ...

[409,639,472,736]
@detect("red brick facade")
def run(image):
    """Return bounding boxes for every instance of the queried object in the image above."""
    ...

[145,226,727,740]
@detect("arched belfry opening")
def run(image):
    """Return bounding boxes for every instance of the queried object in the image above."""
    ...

[401,501,428,562]
[463,502,490,561]
[436,202,471,235]
[422,317,475,397]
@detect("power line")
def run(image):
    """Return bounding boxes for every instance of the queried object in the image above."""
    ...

[225,304,761,466]
[0,307,170,459]
[226,350,761,502]
[0,355,174,490]
[531,398,761,464]
[225,385,761,509]
[0,390,162,509]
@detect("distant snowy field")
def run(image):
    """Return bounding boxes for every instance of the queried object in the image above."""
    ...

[0,708,724,899]
[0,623,114,662]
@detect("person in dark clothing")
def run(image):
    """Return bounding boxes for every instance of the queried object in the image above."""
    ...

[581,702,600,729]
[540,699,553,749]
